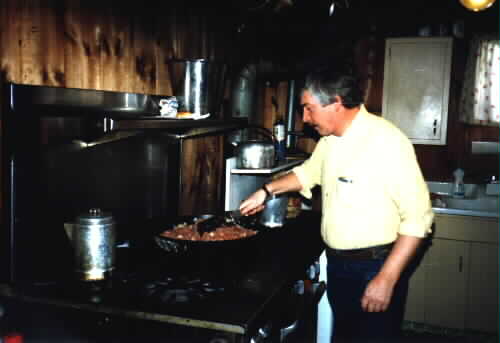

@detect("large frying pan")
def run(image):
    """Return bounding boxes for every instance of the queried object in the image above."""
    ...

[152,213,266,254]
[147,213,270,280]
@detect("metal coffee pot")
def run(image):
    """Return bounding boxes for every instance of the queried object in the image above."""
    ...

[259,194,288,228]
[65,208,116,281]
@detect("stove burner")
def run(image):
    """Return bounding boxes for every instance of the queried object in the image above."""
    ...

[141,276,226,304]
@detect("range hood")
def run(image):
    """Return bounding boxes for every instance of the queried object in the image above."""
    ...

[5,83,245,137]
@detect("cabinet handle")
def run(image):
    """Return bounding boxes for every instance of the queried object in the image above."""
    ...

[433,119,437,136]
[459,256,463,272]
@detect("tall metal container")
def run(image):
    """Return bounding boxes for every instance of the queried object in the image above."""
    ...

[73,209,116,281]
[168,59,227,117]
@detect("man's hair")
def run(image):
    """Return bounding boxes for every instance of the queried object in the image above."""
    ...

[302,68,364,109]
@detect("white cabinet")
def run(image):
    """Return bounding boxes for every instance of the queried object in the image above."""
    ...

[423,238,469,329]
[382,37,453,145]
[466,242,499,332]
[404,214,499,333]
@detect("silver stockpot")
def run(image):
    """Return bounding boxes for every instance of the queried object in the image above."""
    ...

[72,208,116,281]
[235,139,275,169]
[233,126,276,169]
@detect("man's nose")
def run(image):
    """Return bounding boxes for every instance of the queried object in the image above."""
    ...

[303,111,310,123]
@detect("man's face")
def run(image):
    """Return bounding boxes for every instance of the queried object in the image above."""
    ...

[300,90,338,136]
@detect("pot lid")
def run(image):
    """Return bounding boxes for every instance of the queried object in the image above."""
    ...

[76,208,114,226]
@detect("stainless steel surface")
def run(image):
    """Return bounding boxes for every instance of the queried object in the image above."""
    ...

[259,194,288,228]
[235,140,275,169]
[231,157,305,174]
[285,79,296,149]
[9,83,161,116]
[168,59,227,116]
[113,119,245,137]
[73,209,116,281]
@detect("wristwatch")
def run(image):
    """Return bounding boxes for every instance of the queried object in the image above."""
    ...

[261,184,272,198]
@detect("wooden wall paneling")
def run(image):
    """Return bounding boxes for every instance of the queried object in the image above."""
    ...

[0,0,22,83]
[276,80,288,121]
[199,12,209,59]
[100,1,133,93]
[63,0,91,89]
[179,136,224,216]
[169,7,182,60]
[154,3,174,96]
[261,81,276,130]
[173,5,188,59]
[40,1,65,87]
[186,9,200,59]
[206,11,220,61]
[19,0,44,85]
[81,1,104,91]
[131,5,156,94]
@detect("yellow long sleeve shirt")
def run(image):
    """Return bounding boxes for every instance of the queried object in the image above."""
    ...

[293,106,434,250]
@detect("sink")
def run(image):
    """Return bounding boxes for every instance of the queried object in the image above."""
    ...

[437,196,499,212]
[428,182,499,217]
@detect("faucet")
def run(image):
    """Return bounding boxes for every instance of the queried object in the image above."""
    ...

[451,168,465,198]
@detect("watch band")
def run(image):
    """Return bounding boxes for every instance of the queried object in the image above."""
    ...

[261,184,272,198]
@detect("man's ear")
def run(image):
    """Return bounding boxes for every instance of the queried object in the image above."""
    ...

[334,95,343,105]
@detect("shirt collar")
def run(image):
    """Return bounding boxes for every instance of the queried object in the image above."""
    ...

[330,104,369,142]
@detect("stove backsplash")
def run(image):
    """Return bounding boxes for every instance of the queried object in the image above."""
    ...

[0,83,228,284]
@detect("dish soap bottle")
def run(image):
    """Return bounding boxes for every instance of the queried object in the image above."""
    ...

[273,116,286,162]
[452,168,465,198]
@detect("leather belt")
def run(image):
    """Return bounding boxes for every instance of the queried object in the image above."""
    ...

[326,242,395,260]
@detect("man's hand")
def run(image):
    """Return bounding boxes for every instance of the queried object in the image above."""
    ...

[361,274,395,312]
[239,188,267,216]
[361,234,423,312]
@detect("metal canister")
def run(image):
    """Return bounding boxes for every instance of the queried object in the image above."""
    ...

[259,194,288,228]
[73,209,116,281]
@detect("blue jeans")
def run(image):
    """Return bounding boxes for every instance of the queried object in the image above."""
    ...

[326,255,410,343]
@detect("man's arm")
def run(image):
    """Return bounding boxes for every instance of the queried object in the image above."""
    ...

[239,172,302,216]
[361,234,422,312]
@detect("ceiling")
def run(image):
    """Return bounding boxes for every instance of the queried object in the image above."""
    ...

[214,0,498,68]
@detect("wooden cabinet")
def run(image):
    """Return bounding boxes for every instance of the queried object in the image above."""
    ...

[404,214,499,333]
[382,37,453,145]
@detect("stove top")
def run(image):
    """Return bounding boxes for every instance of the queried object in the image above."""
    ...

[0,211,325,340]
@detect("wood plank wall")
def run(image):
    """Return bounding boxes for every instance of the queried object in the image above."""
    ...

[0,0,235,95]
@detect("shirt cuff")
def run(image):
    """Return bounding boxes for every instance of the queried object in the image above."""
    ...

[398,209,435,237]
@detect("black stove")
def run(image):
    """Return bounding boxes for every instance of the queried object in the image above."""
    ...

[0,211,325,343]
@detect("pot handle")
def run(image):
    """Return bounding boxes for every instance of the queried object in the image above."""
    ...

[246,125,275,142]
[230,125,274,147]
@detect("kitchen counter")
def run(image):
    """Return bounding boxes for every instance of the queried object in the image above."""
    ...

[0,211,325,341]
[432,207,499,218]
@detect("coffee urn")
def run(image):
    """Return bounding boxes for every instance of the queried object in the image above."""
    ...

[72,209,116,282]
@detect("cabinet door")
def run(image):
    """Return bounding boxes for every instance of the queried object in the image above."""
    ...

[466,242,499,333]
[404,245,428,323]
[424,238,468,330]
[382,37,452,145]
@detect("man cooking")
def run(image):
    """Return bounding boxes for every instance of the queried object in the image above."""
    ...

[239,68,434,342]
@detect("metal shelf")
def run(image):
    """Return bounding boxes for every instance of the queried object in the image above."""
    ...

[231,158,305,175]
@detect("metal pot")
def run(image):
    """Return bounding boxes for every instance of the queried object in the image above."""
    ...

[230,126,275,169]
[71,208,116,281]
[235,139,275,169]
[259,194,288,228]
[167,59,227,116]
